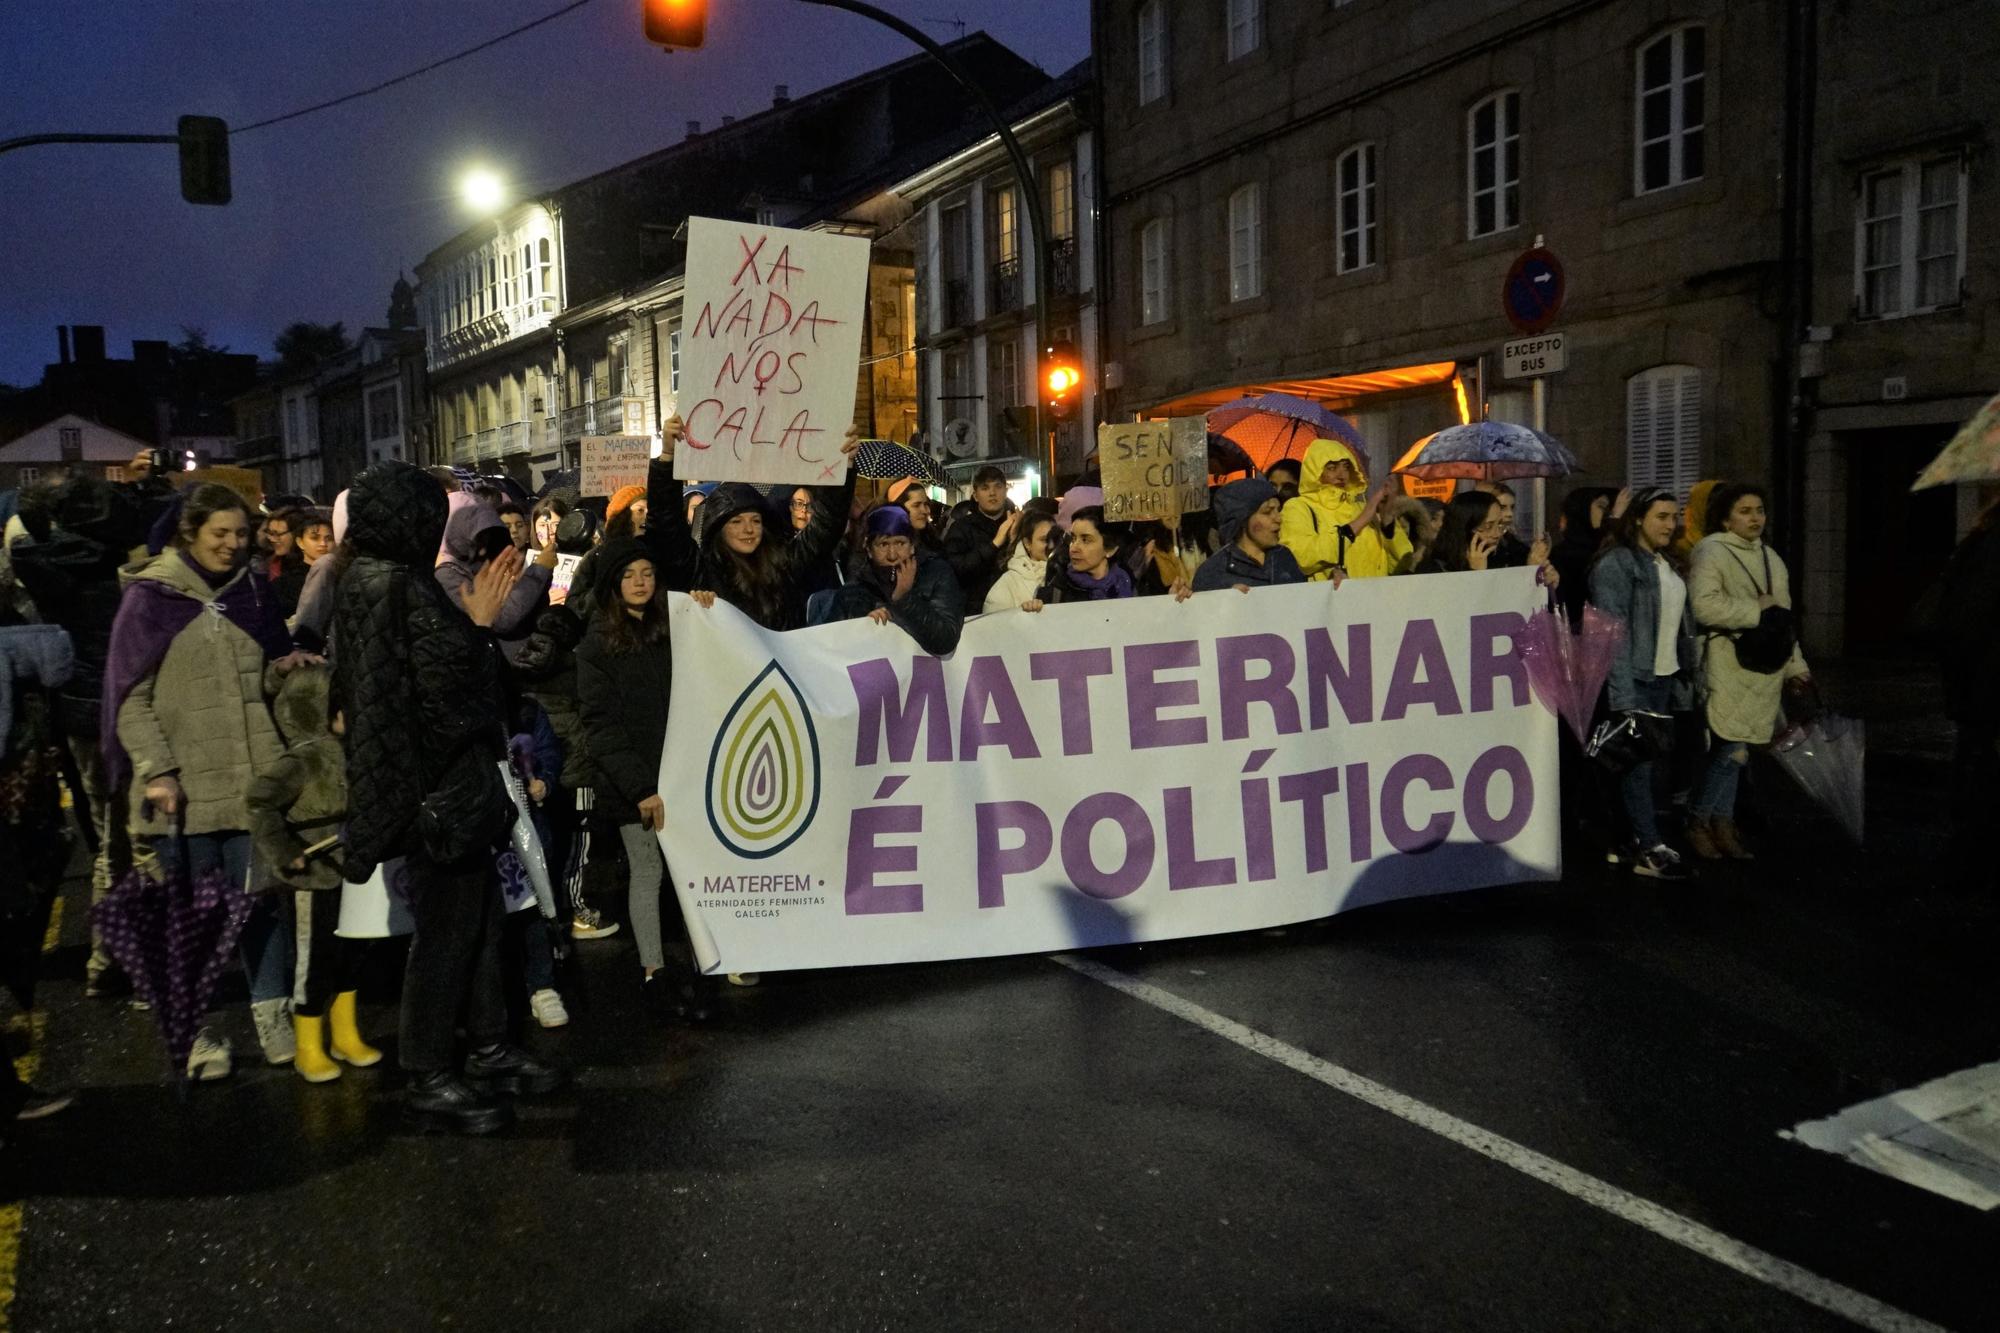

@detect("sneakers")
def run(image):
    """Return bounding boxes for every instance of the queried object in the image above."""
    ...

[570,907,620,940]
[1631,844,1691,881]
[186,1027,234,1082]
[250,998,296,1066]
[84,958,129,999]
[529,988,570,1029]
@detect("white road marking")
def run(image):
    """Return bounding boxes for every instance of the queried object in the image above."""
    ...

[1788,1061,2000,1211]
[1054,954,1952,1333]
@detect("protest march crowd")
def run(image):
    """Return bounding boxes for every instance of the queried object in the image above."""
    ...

[0,410,1994,1140]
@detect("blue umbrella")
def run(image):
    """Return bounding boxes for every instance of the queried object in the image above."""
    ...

[1392,421,1579,482]
[1207,394,1366,473]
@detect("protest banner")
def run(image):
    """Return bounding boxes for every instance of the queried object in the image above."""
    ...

[580,435,652,498]
[657,570,1559,974]
[675,216,869,487]
[1098,417,1209,522]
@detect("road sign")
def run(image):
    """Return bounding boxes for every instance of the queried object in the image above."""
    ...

[1502,331,1567,379]
[1502,246,1564,334]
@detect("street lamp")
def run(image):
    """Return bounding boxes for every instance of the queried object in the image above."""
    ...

[459,166,506,214]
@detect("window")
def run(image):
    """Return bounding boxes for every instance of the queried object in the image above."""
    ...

[522,245,535,301]
[1625,365,1702,498]
[941,203,971,279]
[17,468,39,487]
[987,336,1021,409]
[1228,183,1262,301]
[1226,0,1262,61]
[1140,218,1169,324]
[1468,91,1520,238]
[1857,155,1967,317]
[286,399,301,447]
[367,387,400,441]
[538,238,553,303]
[1047,161,1075,241]
[1335,143,1377,273]
[504,251,516,308]
[607,337,629,397]
[991,185,1019,265]
[487,255,498,315]
[57,425,82,459]
[1635,25,1706,194]
[104,466,127,483]
[1137,2,1167,105]
[668,328,682,394]
[941,347,973,411]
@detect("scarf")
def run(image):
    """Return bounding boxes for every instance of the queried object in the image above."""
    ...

[1067,562,1134,600]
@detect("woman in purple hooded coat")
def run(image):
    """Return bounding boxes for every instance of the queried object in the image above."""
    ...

[104,483,316,1078]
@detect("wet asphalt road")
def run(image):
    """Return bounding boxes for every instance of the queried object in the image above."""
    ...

[5,757,1996,1332]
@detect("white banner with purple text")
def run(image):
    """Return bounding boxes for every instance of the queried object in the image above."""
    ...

[657,570,1560,973]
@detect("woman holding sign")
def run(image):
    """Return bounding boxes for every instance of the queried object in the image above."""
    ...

[678,422,863,630]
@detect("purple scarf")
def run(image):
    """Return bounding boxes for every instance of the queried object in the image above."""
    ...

[100,551,294,788]
[1067,562,1135,600]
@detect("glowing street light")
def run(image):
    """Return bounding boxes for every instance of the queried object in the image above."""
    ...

[459,166,506,214]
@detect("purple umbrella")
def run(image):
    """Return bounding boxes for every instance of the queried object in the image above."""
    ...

[1519,605,1625,746]
[1207,394,1366,474]
[92,850,255,1080]
[1393,420,1579,481]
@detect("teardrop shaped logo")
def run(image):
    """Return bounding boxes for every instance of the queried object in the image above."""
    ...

[706,659,821,859]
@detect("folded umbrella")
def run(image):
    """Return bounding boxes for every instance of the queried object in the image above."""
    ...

[853,440,945,486]
[1518,605,1625,747]
[1207,394,1365,474]
[1910,390,2000,491]
[1771,713,1866,845]
[92,829,256,1081]
[1394,420,1578,482]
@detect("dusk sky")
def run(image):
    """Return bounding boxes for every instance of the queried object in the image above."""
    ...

[0,0,1089,387]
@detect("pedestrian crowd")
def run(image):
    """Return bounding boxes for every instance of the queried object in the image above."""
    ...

[0,416,1989,1141]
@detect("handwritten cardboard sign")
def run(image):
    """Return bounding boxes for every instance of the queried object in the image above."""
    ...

[550,553,583,595]
[1098,417,1210,522]
[675,217,868,486]
[580,435,651,498]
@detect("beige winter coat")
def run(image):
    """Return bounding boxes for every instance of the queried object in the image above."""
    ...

[116,554,286,838]
[1689,531,1809,744]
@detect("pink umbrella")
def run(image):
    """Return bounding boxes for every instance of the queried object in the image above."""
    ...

[1519,605,1625,746]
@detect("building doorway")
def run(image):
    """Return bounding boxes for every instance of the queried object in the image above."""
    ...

[1842,423,1956,655]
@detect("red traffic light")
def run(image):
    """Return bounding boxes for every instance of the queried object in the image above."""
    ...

[643,0,707,49]
[1042,341,1082,421]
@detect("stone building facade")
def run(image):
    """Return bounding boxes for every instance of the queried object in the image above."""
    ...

[1092,0,1995,655]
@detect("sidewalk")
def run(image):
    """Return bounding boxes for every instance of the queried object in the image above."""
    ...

[1813,656,1954,776]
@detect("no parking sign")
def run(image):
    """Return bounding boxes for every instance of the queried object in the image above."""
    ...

[1502,246,1565,335]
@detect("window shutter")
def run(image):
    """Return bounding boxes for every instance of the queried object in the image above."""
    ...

[1671,368,1702,496]
[1625,366,1702,497]
[1625,374,1658,486]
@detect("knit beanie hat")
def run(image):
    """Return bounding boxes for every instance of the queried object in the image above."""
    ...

[606,485,647,522]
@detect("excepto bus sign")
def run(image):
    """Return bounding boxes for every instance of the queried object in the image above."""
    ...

[1501,331,1567,380]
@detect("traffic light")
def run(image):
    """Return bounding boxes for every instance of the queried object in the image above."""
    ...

[177,115,230,206]
[1042,340,1082,421]
[642,0,707,49]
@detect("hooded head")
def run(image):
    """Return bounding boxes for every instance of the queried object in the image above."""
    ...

[1211,478,1277,545]
[1681,479,1722,547]
[699,483,768,547]
[1558,486,1616,549]
[1298,438,1368,503]
[272,660,333,747]
[345,460,448,568]
[442,501,511,566]
[591,537,655,613]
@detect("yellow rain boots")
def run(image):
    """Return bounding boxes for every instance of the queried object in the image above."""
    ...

[292,1014,341,1084]
[328,991,383,1068]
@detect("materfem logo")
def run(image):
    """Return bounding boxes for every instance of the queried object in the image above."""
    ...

[706,660,821,858]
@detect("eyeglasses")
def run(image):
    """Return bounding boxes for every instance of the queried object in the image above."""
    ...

[789,499,812,511]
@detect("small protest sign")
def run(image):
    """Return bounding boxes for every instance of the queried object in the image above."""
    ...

[1097,417,1210,522]
[581,435,651,497]
[675,217,868,487]
[551,553,583,595]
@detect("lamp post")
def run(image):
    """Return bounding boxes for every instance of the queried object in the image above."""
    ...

[794,0,1057,484]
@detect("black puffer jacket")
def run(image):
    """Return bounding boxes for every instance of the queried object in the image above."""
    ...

[333,462,510,877]
[513,604,592,790]
[942,504,1009,609]
[572,540,671,826]
[821,549,965,655]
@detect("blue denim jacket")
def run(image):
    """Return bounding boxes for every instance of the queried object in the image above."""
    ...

[1587,545,1697,711]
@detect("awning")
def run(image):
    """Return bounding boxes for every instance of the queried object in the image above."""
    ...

[1148,360,1460,418]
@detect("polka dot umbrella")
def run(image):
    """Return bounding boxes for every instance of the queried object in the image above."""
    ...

[1392,420,1579,482]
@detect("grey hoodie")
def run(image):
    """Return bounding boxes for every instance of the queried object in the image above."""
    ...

[435,502,552,661]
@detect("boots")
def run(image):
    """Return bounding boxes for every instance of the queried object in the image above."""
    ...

[1710,818,1756,860]
[1684,817,1723,861]
[250,998,296,1065]
[292,1014,341,1084]
[464,1043,568,1096]
[327,992,382,1067]
[404,1072,511,1135]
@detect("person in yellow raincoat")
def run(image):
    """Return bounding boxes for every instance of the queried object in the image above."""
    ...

[1277,438,1411,580]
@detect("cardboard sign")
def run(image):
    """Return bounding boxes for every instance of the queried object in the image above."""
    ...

[1097,417,1210,522]
[550,553,583,595]
[580,435,651,498]
[675,217,868,486]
